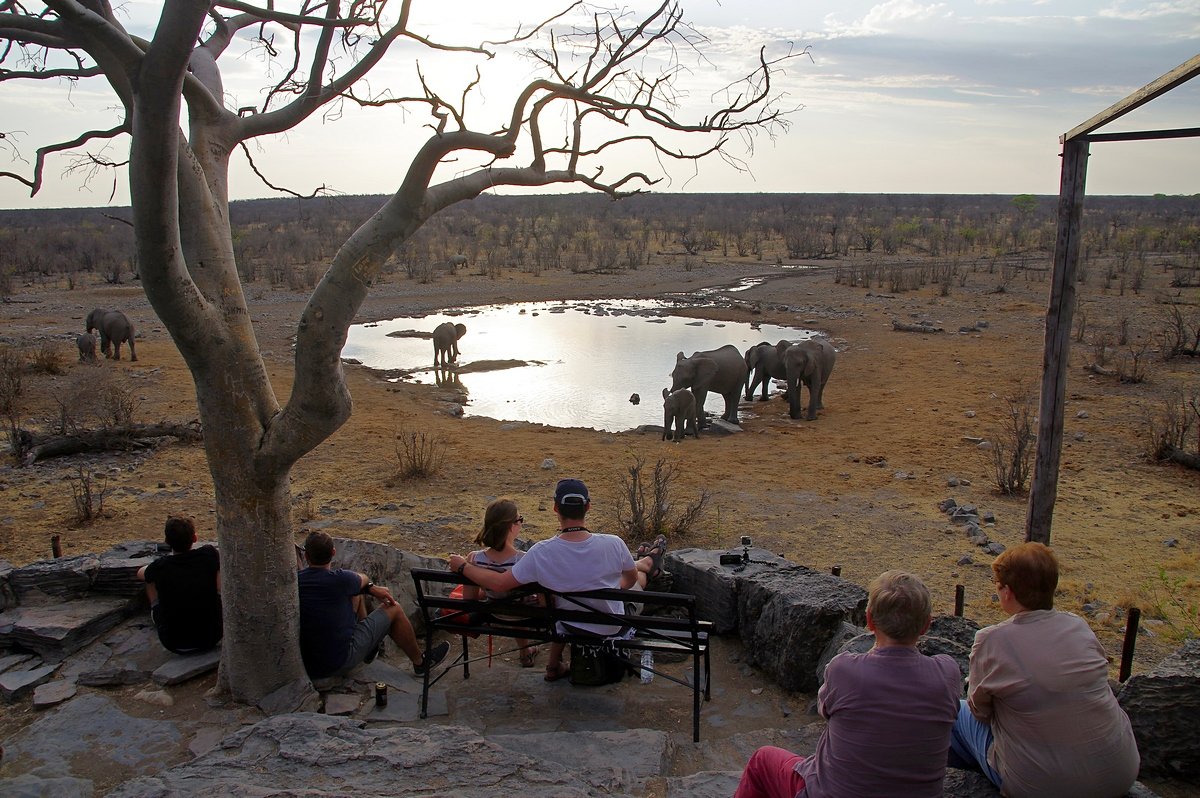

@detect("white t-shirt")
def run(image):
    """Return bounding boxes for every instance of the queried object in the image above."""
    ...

[510,532,635,636]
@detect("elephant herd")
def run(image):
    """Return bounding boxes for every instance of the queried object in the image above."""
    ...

[662,338,836,441]
[78,308,137,362]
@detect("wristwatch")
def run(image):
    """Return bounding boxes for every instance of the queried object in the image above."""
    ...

[456,562,468,575]
[361,580,375,595]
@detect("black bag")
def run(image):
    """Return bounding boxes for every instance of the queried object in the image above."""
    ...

[568,642,629,686]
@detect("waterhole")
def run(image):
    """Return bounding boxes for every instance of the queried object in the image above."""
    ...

[342,299,815,432]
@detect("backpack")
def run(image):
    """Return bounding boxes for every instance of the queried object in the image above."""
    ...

[569,642,630,686]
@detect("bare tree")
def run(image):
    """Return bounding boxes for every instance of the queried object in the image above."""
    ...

[0,1,797,705]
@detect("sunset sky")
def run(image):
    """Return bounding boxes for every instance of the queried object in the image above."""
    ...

[1,0,1196,210]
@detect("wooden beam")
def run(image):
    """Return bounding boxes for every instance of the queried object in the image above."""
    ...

[1062,54,1200,143]
[1084,126,1200,143]
[1026,138,1090,545]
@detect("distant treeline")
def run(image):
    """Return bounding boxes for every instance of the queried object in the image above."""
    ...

[2,192,1197,292]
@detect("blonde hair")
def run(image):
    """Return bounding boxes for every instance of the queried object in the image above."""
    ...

[867,570,932,644]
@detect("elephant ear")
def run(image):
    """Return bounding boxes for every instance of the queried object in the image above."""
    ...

[695,357,718,384]
[675,351,686,362]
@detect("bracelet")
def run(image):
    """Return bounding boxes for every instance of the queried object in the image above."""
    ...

[456,562,468,576]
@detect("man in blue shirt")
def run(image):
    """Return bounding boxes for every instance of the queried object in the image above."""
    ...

[298,531,448,678]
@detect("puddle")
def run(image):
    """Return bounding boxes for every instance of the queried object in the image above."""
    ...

[343,299,816,432]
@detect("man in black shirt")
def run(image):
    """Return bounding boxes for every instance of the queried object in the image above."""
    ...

[137,516,223,654]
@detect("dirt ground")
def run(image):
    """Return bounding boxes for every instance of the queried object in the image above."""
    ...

[2,254,1198,677]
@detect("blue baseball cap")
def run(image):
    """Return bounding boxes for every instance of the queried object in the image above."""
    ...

[554,478,590,506]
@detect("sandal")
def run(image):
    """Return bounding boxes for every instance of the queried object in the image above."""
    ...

[635,541,651,558]
[520,646,539,668]
[646,534,668,579]
[544,662,570,682]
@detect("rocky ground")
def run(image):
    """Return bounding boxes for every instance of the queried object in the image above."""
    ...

[0,253,1197,792]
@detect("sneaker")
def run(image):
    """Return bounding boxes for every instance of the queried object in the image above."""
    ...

[413,641,450,676]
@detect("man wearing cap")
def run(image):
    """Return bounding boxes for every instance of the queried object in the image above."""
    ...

[448,478,643,682]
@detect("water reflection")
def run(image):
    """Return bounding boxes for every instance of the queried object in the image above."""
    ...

[342,300,815,432]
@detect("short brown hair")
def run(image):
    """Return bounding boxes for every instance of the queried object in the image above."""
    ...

[867,570,932,644]
[992,542,1058,610]
[164,516,195,552]
[476,499,519,549]
[304,531,335,566]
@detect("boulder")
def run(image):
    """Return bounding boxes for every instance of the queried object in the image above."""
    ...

[738,566,867,692]
[664,548,794,634]
[327,537,448,632]
[1118,638,1200,779]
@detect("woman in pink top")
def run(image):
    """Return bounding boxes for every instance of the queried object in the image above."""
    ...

[949,542,1140,798]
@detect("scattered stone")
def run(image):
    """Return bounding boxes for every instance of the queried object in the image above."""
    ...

[981,542,1006,556]
[323,692,361,716]
[947,477,960,487]
[1076,410,1089,419]
[976,440,992,450]
[32,678,76,708]
[968,535,989,547]
[133,688,174,707]
[981,511,995,524]
[939,498,958,512]
[957,555,974,566]
[893,471,911,480]
[1073,432,1086,441]
[0,664,60,702]
[540,458,556,470]
[77,667,150,687]
[1164,538,1178,548]
[964,410,976,418]
[152,648,220,686]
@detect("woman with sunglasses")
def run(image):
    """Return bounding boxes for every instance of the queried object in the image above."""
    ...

[463,498,540,667]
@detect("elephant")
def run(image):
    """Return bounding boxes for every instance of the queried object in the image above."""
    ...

[662,387,699,441]
[776,337,836,420]
[86,308,137,361]
[76,333,97,362]
[669,344,748,426]
[432,321,467,365]
[744,340,788,401]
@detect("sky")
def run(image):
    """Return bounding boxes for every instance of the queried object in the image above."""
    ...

[0,0,1197,210]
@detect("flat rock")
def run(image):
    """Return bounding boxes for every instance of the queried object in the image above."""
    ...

[0,652,36,673]
[491,728,668,790]
[151,647,220,686]
[0,773,94,797]
[107,713,644,797]
[77,666,150,687]
[32,678,77,708]
[323,692,362,716]
[0,663,60,702]
[667,771,742,797]
[0,596,132,661]
[8,555,100,602]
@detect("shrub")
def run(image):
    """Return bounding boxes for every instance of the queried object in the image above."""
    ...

[71,466,110,524]
[0,345,22,426]
[393,426,447,480]
[613,454,710,541]
[987,385,1038,495]
[29,341,68,375]
[1143,386,1200,462]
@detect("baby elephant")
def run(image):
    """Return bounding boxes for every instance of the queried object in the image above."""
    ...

[76,333,97,362]
[662,387,700,442]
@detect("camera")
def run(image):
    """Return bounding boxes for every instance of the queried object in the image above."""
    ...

[740,535,752,547]
[718,553,743,566]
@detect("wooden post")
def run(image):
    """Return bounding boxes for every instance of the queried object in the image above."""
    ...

[954,584,965,617]
[1026,137,1090,545]
[1119,607,1141,683]
[51,534,62,558]
[830,565,841,577]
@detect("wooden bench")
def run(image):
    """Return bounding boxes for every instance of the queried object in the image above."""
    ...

[410,567,714,741]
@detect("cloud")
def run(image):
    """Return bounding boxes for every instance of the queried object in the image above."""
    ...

[822,1,951,38]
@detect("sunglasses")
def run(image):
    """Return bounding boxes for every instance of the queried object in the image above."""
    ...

[512,516,524,524]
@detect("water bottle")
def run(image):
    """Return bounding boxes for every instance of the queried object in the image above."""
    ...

[640,650,654,684]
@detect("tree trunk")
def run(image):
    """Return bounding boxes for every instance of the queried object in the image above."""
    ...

[15,422,202,465]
